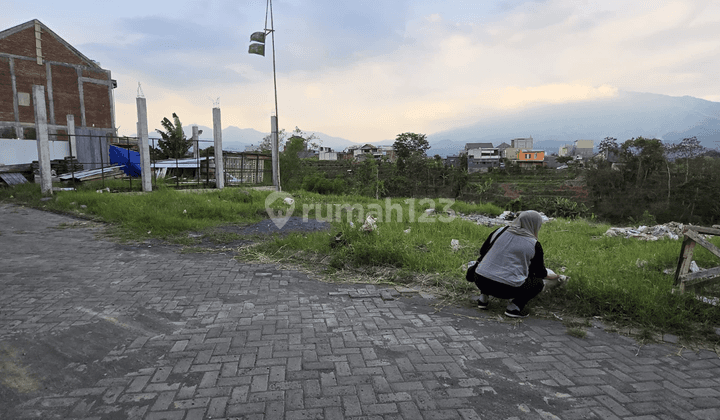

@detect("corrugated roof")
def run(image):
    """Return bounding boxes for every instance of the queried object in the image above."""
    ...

[0,173,28,186]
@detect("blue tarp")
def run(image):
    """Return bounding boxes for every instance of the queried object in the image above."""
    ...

[109,145,141,177]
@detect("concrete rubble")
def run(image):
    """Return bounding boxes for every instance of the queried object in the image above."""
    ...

[604,222,685,241]
[458,210,552,227]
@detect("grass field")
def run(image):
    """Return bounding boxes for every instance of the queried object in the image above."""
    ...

[2,182,719,344]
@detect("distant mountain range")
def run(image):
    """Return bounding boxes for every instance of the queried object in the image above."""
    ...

[172,91,719,157]
[426,91,720,157]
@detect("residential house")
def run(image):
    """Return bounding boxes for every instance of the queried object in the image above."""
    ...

[318,146,337,161]
[345,144,395,162]
[496,142,511,159]
[573,139,594,159]
[503,137,533,161]
[511,137,533,150]
[464,142,500,173]
[544,154,561,169]
[0,19,116,167]
[444,154,462,168]
[517,150,546,168]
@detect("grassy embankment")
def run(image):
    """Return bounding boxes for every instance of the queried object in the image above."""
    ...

[1,182,719,344]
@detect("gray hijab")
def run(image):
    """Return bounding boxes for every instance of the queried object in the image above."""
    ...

[507,210,543,239]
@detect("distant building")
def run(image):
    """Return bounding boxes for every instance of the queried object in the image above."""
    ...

[464,142,500,173]
[496,142,511,156]
[346,143,395,162]
[544,154,561,169]
[318,146,337,161]
[444,154,462,167]
[573,139,594,159]
[558,144,571,157]
[516,150,545,168]
[511,137,533,150]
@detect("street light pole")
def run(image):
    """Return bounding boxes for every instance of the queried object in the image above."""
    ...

[249,0,280,191]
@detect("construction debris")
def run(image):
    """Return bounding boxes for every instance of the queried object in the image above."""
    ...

[0,172,28,186]
[604,222,685,241]
[58,165,124,182]
[459,211,552,227]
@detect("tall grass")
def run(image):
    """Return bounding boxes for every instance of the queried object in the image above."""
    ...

[0,183,269,238]
[3,183,719,342]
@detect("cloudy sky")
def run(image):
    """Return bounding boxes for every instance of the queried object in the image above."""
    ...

[4,0,719,143]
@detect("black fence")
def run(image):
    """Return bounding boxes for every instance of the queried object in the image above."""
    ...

[40,131,273,191]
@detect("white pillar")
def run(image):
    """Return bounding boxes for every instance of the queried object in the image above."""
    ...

[271,115,280,191]
[213,107,224,189]
[66,114,76,158]
[32,85,52,195]
[192,125,199,159]
[136,97,152,192]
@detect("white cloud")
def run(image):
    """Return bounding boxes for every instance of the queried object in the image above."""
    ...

[22,0,716,143]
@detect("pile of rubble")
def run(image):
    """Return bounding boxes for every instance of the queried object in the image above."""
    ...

[458,211,552,227]
[604,222,686,241]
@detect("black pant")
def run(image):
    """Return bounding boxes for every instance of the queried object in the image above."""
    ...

[473,274,544,310]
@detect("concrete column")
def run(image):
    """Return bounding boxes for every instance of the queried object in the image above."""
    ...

[136,97,152,192]
[66,114,76,158]
[213,107,224,189]
[32,85,52,195]
[271,115,280,191]
[192,125,199,159]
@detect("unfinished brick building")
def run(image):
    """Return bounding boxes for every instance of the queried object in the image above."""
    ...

[0,19,116,141]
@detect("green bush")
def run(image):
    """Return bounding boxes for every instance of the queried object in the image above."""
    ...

[535,197,589,219]
[301,173,347,195]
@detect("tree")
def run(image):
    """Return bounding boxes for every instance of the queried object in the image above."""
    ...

[598,137,618,156]
[259,129,286,153]
[259,126,319,153]
[675,136,705,182]
[619,137,666,187]
[279,136,307,190]
[155,113,192,159]
[393,132,429,160]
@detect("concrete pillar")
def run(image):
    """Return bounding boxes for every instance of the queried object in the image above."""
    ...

[136,97,152,192]
[192,125,199,159]
[271,115,280,191]
[32,85,53,195]
[66,114,76,158]
[213,107,224,189]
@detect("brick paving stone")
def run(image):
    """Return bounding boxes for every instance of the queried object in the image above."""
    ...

[3,204,720,420]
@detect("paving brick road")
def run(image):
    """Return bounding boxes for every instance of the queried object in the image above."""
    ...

[1,203,720,420]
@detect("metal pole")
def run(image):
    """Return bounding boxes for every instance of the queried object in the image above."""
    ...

[270,0,280,190]
[271,115,279,190]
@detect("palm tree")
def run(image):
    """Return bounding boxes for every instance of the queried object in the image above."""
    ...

[155,113,192,159]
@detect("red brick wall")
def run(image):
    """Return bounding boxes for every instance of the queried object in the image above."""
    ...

[41,29,88,67]
[14,58,48,122]
[50,64,81,125]
[0,57,13,122]
[0,23,113,130]
[0,26,36,59]
[83,82,111,128]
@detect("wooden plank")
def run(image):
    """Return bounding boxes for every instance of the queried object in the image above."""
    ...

[674,236,697,287]
[681,267,720,287]
[687,226,720,236]
[685,230,720,260]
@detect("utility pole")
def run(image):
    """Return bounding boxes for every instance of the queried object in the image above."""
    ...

[249,0,280,190]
